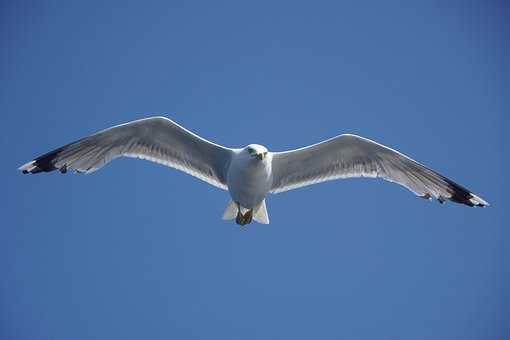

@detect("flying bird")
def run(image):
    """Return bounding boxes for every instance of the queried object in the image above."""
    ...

[19,116,488,225]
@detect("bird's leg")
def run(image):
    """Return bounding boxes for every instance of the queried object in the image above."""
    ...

[235,202,253,226]
[236,211,245,225]
[243,209,253,224]
[235,202,246,225]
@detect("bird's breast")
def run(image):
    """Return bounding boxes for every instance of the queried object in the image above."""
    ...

[226,157,272,208]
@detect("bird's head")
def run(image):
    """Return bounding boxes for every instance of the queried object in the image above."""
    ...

[243,144,268,161]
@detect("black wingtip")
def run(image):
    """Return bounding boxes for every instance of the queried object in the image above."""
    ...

[443,178,488,208]
[419,176,488,208]
[20,148,64,174]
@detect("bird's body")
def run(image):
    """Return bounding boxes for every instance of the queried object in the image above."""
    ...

[225,145,272,225]
[227,145,272,209]
[19,116,488,225]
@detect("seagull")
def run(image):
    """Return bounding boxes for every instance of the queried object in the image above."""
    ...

[19,116,488,225]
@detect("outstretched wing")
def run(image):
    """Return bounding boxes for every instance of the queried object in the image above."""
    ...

[270,134,488,207]
[19,116,233,190]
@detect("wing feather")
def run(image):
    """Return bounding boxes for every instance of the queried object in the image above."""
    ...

[19,116,232,190]
[270,134,488,207]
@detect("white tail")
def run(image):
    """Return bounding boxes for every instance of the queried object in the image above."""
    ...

[253,200,269,224]
[221,199,270,224]
[222,200,238,220]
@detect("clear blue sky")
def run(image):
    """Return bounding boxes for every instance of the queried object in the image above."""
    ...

[2,1,508,339]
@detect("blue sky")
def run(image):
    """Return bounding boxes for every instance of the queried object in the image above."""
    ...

[1,1,508,339]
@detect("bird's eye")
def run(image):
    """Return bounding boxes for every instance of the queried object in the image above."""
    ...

[247,148,254,153]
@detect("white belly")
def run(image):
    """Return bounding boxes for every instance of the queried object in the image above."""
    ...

[227,156,272,208]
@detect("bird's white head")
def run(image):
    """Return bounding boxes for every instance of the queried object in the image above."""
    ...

[243,144,268,161]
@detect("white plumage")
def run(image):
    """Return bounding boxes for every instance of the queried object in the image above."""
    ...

[19,116,488,225]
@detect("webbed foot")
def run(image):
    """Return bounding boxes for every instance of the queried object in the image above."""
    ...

[235,209,253,226]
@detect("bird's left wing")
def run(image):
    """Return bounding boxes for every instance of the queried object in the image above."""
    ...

[19,116,233,190]
[270,134,488,207]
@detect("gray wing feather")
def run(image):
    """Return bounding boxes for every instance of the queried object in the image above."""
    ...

[19,116,232,190]
[270,134,487,207]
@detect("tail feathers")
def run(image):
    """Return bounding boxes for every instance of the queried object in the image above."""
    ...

[221,199,270,224]
[222,200,237,220]
[253,200,269,224]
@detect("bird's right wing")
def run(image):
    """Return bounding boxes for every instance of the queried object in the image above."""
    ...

[19,116,233,190]
[270,134,488,207]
